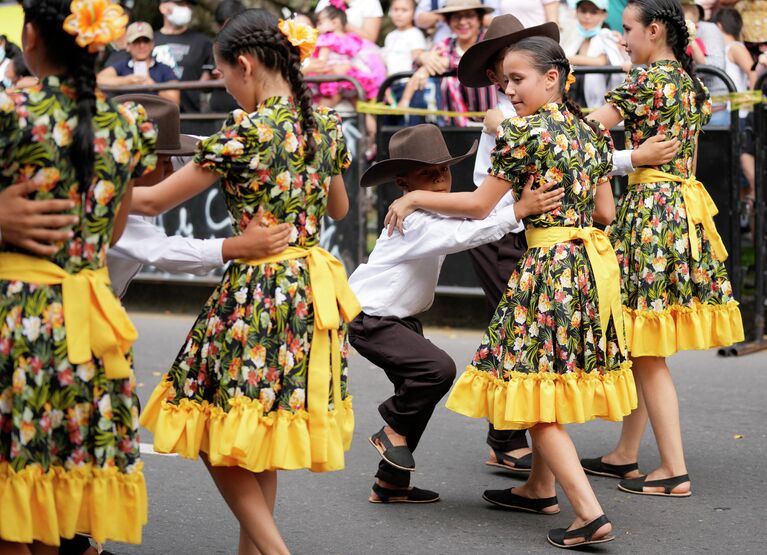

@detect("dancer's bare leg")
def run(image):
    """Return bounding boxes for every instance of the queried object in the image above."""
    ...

[509,438,559,513]
[202,457,290,555]
[0,541,31,555]
[28,544,56,555]
[631,356,691,494]
[530,423,612,545]
[237,471,279,555]
[600,377,646,478]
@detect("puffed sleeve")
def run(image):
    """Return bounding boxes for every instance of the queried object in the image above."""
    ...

[605,66,654,122]
[695,79,712,128]
[592,121,615,181]
[489,116,540,188]
[119,100,158,179]
[193,109,261,177]
[0,91,21,171]
[322,108,351,175]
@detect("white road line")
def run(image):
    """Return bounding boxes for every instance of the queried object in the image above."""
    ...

[139,442,178,457]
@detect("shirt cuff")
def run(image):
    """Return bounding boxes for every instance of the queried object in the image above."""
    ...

[610,149,635,177]
[203,238,226,269]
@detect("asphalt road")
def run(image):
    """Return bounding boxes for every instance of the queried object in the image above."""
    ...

[113,311,766,555]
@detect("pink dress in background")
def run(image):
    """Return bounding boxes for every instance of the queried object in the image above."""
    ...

[310,32,386,101]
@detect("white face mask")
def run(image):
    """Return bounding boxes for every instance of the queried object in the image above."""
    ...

[167,5,193,27]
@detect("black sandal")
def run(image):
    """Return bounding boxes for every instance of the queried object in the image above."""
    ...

[369,427,415,471]
[486,448,532,473]
[547,514,615,549]
[618,474,691,497]
[482,487,559,514]
[581,456,639,479]
[369,483,440,504]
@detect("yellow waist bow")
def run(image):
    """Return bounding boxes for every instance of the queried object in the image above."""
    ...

[240,246,361,464]
[0,252,137,379]
[628,169,727,262]
[525,227,626,355]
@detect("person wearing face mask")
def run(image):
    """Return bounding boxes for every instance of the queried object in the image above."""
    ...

[0,35,22,88]
[153,0,214,134]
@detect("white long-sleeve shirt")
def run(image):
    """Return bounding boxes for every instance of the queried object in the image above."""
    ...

[108,215,224,297]
[349,197,518,318]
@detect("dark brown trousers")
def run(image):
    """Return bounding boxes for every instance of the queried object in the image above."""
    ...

[468,231,530,453]
[349,313,456,487]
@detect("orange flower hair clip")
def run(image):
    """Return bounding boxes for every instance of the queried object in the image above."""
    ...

[63,0,129,53]
[278,18,319,62]
[565,70,576,93]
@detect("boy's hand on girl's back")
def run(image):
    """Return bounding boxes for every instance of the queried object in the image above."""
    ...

[632,134,680,167]
[223,207,291,261]
[513,176,564,221]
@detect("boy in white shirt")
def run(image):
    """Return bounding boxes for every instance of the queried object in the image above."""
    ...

[350,124,563,503]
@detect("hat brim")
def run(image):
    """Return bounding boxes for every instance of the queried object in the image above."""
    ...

[430,5,495,15]
[457,22,560,88]
[360,140,478,188]
[156,134,199,156]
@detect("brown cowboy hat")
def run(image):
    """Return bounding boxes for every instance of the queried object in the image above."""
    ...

[360,124,478,188]
[457,14,560,88]
[430,0,495,16]
[113,94,199,156]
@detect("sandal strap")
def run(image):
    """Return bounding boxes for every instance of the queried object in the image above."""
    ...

[639,474,690,493]
[563,514,610,541]
[371,482,409,502]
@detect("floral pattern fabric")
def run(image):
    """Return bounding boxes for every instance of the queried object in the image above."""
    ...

[0,76,156,544]
[146,96,352,470]
[605,60,742,356]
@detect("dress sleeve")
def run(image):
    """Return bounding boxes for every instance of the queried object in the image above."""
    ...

[121,100,157,179]
[605,67,653,122]
[0,91,21,170]
[592,121,615,181]
[193,110,260,177]
[489,116,539,188]
[323,108,351,175]
[696,79,712,127]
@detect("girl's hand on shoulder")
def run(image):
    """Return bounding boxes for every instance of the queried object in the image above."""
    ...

[514,176,563,220]
[384,192,419,236]
[483,108,505,135]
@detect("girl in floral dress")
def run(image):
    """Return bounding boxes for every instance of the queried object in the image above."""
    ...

[585,0,743,497]
[0,0,155,552]
[385,36,635,549]
[132,10,356,554]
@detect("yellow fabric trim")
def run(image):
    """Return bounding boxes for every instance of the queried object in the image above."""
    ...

[139,376,354,472]
[628,169,728,262]
[238,246,360,465]
[445,362,637,430]
[0,461,146,546]
[624,302,744,357]
[0,252,137,379]
[525,226,626,355]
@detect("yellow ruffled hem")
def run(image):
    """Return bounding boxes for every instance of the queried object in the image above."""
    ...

[624,301,744,357]
[0,462,146,546]
[139,377,354,473]
[445,362,637,430]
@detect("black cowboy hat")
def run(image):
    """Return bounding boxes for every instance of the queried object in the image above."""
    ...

[457,14,560,88]
[361,124,478,188]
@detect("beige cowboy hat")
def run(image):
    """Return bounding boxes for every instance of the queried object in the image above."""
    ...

[360,124,478,188]
[429,0,495,16]
[457,14,560,87]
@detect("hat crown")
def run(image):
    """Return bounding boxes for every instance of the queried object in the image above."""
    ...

[114,94,182,152]
[389,125,452,164]
[484,14,525,41]
[442,0,485,8]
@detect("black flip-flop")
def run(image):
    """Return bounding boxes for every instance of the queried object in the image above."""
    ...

[618,474,692,497]
[369,483,440,504]
[369,427,415,472]
[581,456,639,479]
[482,488,559,514]
[486,448,532,473]
[547,514,615,549]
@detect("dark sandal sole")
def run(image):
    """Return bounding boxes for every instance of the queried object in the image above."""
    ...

[547,535,615,549]
[368,436,416,472]
[482,493,560,514]
[617,483,692,497]
[485,461,532,473]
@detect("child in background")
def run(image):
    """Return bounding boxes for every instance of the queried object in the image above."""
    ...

[564,0,629,108]
[386,36,635,549]
[586,0,743,496]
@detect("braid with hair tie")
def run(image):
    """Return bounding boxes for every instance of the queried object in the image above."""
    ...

[547,56,600,134]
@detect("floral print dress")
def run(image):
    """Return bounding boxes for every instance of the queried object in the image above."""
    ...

[446,103,636,430]
[140,96,354,473]
[606,60,743,356]
[0,76,157,545]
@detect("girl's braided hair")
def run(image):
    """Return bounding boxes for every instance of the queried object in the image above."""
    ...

[22,0,98,193]
[627,0,707,107]
[216,9,318,161]
[507,36,599,134]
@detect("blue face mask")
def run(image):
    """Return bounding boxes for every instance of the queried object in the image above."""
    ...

[577,24,600,39]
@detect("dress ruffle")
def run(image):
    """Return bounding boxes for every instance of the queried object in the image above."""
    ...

[0,462,146,546]
[624,301,744,357]
[140,377,354,473]
[445,362,637,430]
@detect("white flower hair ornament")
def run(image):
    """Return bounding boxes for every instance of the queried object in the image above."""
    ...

[685,18,697,46]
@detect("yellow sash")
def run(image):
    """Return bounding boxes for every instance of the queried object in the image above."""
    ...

[0,252,137,379]
[525,227,626,355]
[628,168,727,262]
[239,246,360,464]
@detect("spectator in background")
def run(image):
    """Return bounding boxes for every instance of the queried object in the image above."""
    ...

[314,0,384,42]
[734,0,767,62]
[0,35,21,81]
[496,0,559,28]
[2,55,35,89]
[97,22,180,105]
[209,0,245,114]
[153,0,214,133]
[564,0,629,108]
[415,0,496,46]
[605,0,627,32]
